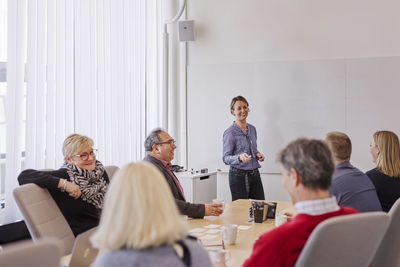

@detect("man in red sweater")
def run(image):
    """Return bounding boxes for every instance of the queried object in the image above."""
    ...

[242,138,358,267]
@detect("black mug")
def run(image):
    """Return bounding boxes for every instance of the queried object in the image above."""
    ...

[265,202,277,219]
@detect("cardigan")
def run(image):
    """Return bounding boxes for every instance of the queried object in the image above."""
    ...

[366,168,400,212]
[144,155,205,218]
[18,168,109,236]
[93,237,212,267]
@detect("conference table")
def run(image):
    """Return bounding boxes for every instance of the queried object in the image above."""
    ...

[61,199,294,267]
[189,199,294,267]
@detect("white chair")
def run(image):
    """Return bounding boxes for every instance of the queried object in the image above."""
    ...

[295,212,390,267]
[0,238,61,267]
[13,183,75,256]
[104,165,119,180]
[371,198,400,267]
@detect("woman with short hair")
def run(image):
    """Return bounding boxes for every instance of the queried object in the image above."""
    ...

[366,130,400,212]
[91,162,212,267]
[222,95,265,201]
[18,133,109,236]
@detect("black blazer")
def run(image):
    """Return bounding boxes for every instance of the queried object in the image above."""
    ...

[144,155,205,218]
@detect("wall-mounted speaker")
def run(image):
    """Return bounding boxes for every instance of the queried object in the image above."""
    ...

[178,20,195,42]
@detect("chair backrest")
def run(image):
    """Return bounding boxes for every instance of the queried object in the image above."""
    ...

[104,165,119,180]
[295,212,390,267]
[13,183,75,256]
[0,238,61,267]
[371,198,400,267]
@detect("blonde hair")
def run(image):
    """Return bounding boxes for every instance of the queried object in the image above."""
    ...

[374,130,400,177]
[325,131,352,163]
[90,162,187,250]
[62,134,94,159]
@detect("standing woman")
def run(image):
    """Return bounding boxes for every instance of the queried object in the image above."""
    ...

[222,96,265,201]
[366,130,400,212]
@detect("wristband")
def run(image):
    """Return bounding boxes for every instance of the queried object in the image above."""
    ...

[61,179,67,192]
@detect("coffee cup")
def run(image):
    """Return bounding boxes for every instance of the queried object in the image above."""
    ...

[208,249,230,263]
[212,199,225,211]
[275,214,288,227]
[222,224,238,245]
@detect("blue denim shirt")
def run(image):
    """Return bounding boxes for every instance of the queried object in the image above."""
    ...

[222,122,261,170]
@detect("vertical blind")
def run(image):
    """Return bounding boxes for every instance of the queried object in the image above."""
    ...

[3,0,163,224]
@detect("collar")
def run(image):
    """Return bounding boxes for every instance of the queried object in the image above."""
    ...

[295,196,340,215]
[152,155,172,171]
[336,162,352,169]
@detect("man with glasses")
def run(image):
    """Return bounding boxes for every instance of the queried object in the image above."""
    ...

[144,128,223,218]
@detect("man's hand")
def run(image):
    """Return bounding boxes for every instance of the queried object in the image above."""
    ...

[205,203,223,216]
[283,212,294,222]
[65,182,82,199]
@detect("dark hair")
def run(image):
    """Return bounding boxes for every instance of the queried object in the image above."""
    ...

[230,96,249,114]
[278,138,334,190]
[144,128,164,152]
[325,131,352,162]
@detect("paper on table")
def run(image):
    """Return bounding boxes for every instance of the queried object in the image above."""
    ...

[238,225,252,230]
[190,232,206,238]
[201,234,219,240]
[189,228,207,233]
[204,224,221,229]
[204,229,222,234]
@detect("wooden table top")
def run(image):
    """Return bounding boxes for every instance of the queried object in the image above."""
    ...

[189,199,294,267]
[61,199,294,267]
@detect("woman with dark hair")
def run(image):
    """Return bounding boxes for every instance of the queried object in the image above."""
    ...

[367,130,400,212]
[222,96,265,201]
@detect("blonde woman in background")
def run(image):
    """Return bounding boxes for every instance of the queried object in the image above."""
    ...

[367,130,400,212]
[91,162,213,267]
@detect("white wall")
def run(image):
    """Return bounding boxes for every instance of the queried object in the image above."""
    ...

[187,0,400,64]
[184,0,400,199]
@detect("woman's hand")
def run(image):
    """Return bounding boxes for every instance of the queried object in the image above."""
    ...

[256,153,265,162]
[65,182,82,199]
[239,153,252,163]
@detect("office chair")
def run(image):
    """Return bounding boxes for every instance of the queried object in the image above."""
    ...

[371,198,400,267]
[295,212,389,267]
[13,183,75,256]
[0,238,61,267]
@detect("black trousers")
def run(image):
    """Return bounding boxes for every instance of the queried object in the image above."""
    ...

[229,166,265,201]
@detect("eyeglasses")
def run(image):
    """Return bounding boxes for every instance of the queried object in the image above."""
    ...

[157,139,176,146]
[74,149,97,161]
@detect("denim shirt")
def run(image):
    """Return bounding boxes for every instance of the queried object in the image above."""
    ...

[222,122,261,170]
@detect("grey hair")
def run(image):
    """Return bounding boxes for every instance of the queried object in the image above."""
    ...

[144,128,164,152]
[278,138,334,190]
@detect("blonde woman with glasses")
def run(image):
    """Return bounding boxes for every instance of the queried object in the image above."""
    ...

[366,130,400,212]
[18,134,109,236]
[91,162,212,267]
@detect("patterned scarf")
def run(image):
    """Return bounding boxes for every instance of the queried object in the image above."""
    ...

[61,160,109,209]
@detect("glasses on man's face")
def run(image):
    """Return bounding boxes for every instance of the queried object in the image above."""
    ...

[74,149,97,161]
[157,139,176,146]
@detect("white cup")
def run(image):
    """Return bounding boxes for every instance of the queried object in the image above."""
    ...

[275,214,288,227]
[212,199,225,211]
[208,249,230,263]
[222,224,238,245]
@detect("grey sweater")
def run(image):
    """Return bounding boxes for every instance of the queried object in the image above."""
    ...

[93,237,212,267]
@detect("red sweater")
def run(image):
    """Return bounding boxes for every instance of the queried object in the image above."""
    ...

[243,207,357,267]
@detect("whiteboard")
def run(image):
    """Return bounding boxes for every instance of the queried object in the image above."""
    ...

[187,57,400,173]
